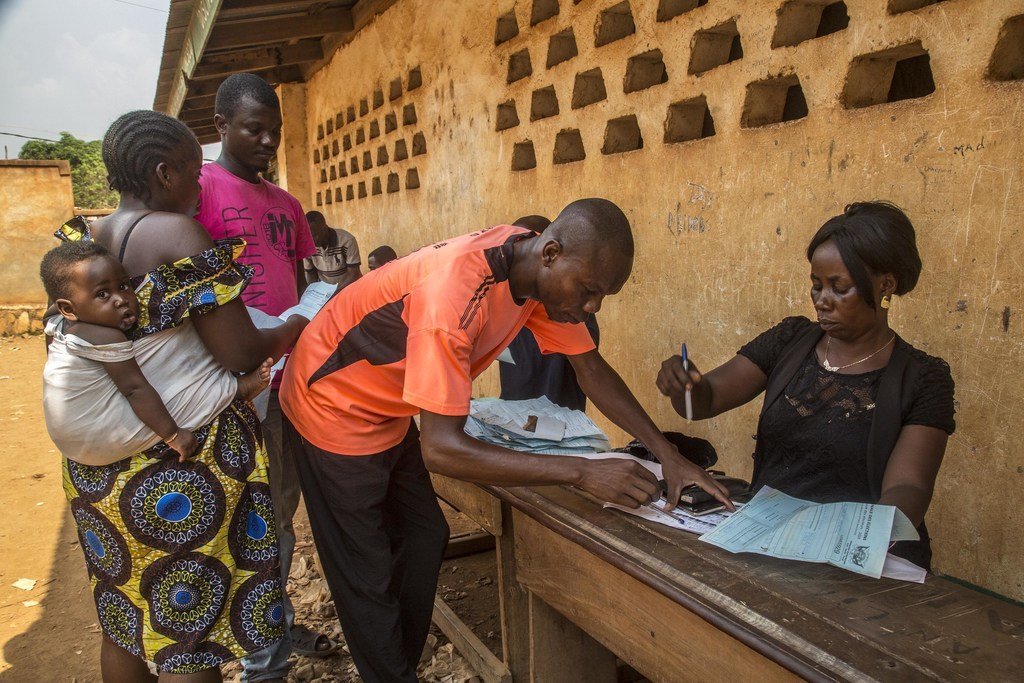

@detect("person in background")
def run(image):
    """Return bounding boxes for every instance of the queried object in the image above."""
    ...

[657,202,955,570]
[194,72,335,678]
[303,210,362,288]
[367,244,398,271]
[499,215,599,411]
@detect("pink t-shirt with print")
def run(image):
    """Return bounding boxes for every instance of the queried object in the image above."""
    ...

[196,162,316,315]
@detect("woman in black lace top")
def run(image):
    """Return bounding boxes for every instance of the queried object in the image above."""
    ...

[657,202,955,569]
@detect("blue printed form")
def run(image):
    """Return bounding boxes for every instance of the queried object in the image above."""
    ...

[699,487,919,578]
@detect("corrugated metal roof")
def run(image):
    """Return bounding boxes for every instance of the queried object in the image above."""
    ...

[153,0,387,143]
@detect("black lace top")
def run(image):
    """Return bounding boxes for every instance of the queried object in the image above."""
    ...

[739,316,955,504]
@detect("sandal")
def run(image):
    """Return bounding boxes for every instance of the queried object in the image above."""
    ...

[290,624,341,658]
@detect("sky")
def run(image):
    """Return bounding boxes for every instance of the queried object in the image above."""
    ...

[0,0,220,159]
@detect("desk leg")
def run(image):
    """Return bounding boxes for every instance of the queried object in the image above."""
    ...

[528,591,617,683]
[497,502,530,680]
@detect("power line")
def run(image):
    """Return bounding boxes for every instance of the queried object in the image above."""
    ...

[0,131,59,142]
[107,0,168,13]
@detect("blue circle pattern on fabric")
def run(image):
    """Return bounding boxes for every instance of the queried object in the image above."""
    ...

[229,482,278,572]
[72,500,132,585]
[229,573,285,652]
[121,461,225,552]
[213,404,260,481]
[141,553,230,640]
[95,583,144,658]
[154,641,236,674]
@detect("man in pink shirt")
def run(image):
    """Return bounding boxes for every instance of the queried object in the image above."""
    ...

[195,73,327,681]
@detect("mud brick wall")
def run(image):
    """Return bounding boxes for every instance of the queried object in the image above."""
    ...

[288,0,1024,599]
[0,160,75,305]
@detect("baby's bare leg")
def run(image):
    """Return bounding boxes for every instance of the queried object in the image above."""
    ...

[237,358,273,402]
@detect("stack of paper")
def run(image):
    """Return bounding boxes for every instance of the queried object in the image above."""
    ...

[699,486,926,582]
[464,396,610,455]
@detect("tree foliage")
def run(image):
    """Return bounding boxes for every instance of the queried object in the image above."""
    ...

[19,132,118,209]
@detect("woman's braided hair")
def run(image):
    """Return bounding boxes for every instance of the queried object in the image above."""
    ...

[102,110,198,201]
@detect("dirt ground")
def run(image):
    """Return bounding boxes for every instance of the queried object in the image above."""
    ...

[0,335,499,682]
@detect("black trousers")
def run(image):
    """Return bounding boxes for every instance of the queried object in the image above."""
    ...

[286,419,450,683]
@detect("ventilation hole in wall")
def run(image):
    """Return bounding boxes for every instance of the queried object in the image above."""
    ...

[363,151,373,169]
[772,1,849,48]
[571,68,607,108]
[350,156,359,173]
[412,132,427,156]
[358,181,367,198]
[408,66,423,91]
[339,161,348,178]
[531,0,559,26]
[496,100,520,131]
[602,115,643,154]
[326,118,334,135]
[664,96,715,143]
[329,165,337,180]
[553,129,585,164]
[741,75,808,127]
[316,191,322,206]
[512,140,537,170]
[313,149,320,164]
[596,2,636,47]
[406,168,421,189]
[336,112,344,129]
[843,42,935,109]
[624,50,668,93]
[987,15,1024,81]
[377,145,389,165]
[530,85,559,120]
[332,140,339,156]
[373,89,384,109]
[496,10,519,45]
[887,0,947,14]
[657,0,707,23]
[335,187,343,203]
[356,128,365,145]
[395,138,409,160]
[508,49,533,83]
[320,169,328,183]
[346,184,354,200]
[325,188,332,204]
[402,104,418,126]
[370,120,380,139]
[389,77,402,101]
[689,20,743,74]
[382,113,395,134]
[343,134,352,151]
[372,177,382,195]
[322,144,329,160]
[347,106,356,123]
[547,28,578,68]
[360,99,369,116]
[387,172,400,193]
[317,124,324,140]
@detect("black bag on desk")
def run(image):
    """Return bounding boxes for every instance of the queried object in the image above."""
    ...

[612,431,719,470]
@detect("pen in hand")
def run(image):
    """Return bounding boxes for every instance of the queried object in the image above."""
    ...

[681,342,693,421]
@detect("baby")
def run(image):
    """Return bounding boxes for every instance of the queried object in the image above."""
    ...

[40,240,270,460]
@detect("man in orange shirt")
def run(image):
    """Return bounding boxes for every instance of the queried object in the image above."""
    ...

[280,198,730,683]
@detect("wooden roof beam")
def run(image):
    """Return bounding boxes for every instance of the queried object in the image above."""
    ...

[191,40,323,80]
[205,8,353,51]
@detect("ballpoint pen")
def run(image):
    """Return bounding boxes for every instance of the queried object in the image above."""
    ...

[681,342,693,421]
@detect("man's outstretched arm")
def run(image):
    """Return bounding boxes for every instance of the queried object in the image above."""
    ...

[419,411,660,508]
[568,349,733,511]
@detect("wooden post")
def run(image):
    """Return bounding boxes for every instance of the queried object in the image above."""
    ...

[528,592,617,683]
[496,502,530,680]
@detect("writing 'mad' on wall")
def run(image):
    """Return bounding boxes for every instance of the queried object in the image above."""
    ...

[288,0,1024,600]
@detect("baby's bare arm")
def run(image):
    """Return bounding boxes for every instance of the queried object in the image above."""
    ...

[65,320,129,345]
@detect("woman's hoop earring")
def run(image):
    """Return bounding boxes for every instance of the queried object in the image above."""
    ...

[880,294,892,310]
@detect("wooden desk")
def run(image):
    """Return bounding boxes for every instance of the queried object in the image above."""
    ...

[431,474,1024,683]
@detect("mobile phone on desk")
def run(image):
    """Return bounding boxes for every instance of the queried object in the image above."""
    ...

[680,498,727,516]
